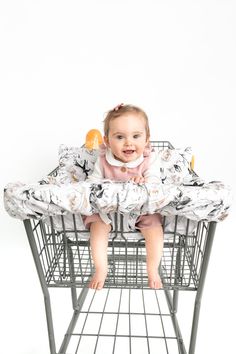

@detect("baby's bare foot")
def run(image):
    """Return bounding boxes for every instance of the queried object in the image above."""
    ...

[148,272,163,289]
[88,268,107,290]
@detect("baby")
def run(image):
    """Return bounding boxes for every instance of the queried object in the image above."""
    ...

[85,104,163,290]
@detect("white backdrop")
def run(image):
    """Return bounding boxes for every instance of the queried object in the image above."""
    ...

[0,1,235,353]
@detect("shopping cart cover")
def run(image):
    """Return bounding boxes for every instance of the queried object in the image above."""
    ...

[4,145,231,223]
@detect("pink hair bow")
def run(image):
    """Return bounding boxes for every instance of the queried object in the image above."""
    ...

[113,103,124,111]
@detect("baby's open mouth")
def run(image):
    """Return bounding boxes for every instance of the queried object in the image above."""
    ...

[123,150,135,154]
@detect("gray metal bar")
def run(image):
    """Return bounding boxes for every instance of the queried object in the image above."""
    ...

[24,219,57,354]
[112,289,123,354]
[93,288,111,353]
[58,285,89,354]
[120,215,129,285]
[60,215,79,310]
[173,290,179,313]
[154,290,169,353]
[163,289,187,354]
[164,288,173,313]
[128,289,132,353]
[74,289,97,352]
[141,288,151,354]
[188,222,216,354]
[67,242,78,310]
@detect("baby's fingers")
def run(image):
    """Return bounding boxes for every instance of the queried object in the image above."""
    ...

[130,176,145,184]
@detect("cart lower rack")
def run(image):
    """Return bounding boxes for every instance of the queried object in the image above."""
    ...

[24,214,216,354]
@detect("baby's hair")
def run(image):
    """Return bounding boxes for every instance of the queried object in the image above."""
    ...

[103,104,150,139]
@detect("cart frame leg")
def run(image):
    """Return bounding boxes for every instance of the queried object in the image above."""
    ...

[188,221,216,354]
[58,285,89,354]
[24,219,57,354]
[163,221,216,354]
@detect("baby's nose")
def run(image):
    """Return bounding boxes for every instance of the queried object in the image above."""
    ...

[124,137,132,145]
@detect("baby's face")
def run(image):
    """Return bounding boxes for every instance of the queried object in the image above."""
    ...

[104,113,148,163]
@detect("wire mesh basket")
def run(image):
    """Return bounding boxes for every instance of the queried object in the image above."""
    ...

[30,215,209,291]
[23,140,217,354]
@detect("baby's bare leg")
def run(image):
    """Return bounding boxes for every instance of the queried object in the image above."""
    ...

[141,225,163,289]
[89,221,111,290]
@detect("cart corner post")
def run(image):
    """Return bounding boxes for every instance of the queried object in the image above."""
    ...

[189,221,217,354]
[23,219,57,354]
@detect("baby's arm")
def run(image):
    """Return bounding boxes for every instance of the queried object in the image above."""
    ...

[130,150,161,184]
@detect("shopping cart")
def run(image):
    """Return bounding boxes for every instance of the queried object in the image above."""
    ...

[23,141,217,354]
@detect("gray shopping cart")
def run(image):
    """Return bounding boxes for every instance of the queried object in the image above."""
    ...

[21,141,217,354]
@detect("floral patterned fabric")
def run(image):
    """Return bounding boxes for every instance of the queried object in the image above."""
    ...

[4,145,232,232]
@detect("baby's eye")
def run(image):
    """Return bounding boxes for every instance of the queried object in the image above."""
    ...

[116,135,123,140]
[133,134,140,139]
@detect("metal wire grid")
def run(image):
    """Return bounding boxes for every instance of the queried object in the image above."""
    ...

[31,219,91,286]
[30,216,209,291]
[161,220,208,289]
[64,288,184,354]
[150,140,174,149]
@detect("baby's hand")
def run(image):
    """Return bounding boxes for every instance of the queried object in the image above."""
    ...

[130,176,146,184]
